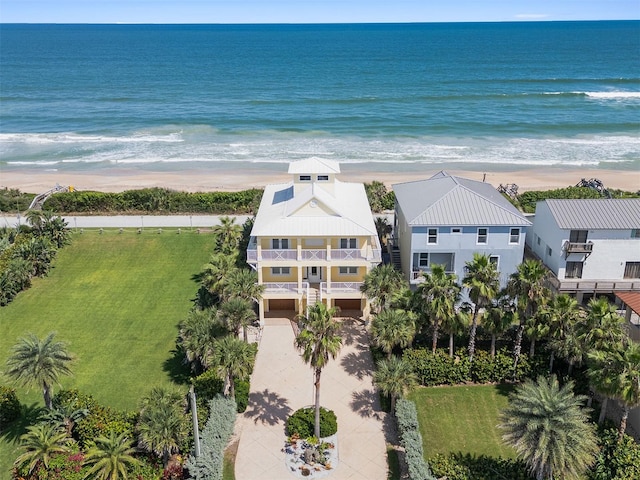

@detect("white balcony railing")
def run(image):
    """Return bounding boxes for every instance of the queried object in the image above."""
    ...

[262,282,301,294]
[247,247,381,263]
[320,281,364,294]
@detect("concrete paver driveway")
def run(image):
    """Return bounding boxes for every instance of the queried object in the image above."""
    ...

[235,316,389,480]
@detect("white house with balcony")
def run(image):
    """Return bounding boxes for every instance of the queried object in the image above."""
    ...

[528,199,640,302]
[247,158,382,323]
[392,171,531,286]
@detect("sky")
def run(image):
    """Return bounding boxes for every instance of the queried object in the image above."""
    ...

[0,0,639,24]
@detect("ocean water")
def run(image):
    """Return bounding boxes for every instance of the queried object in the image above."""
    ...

[0,22,639,174]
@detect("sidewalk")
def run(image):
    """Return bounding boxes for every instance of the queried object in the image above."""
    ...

[235,316,390,479]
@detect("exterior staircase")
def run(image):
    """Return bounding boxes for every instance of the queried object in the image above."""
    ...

[390,247,402,271]
[307,287,320,308]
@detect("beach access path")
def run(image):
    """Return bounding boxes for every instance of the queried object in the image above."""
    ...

[0,214,251,229]
[235,315,390,480]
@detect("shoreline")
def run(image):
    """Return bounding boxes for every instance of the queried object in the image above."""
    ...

[1,164,639,194]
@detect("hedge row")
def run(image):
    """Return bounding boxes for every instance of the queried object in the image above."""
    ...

[43,188,264,214]
[428,453,533,480]
[395,398,436,480]
[403,348,544,386]
[185,395,237,480]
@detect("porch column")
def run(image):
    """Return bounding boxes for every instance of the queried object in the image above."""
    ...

[297,239,302,261]
[297,265,303,292]
[257,267,263,284]
[257,244,262,261]
[326,265,332,293]
[259,299,266,326]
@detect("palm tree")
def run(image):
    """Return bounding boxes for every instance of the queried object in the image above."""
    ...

[542,294,581,373]
[40,401,88,436]
[524,313,549,357]
[462,253,500,361]
[138,387,187,468]
[5,332,74,409]
[374,216,392,247]
[373,356,418,412]
[361,264,407,314]
[441,305,470,358]
[370,308,416,359]
[506,259,548,373]
[211,335,256,398]
[416,265,461,354]
[588,341,640,439]
[178,308,225,371]
[484,295,516,359]
[499,375,598,480]
[580,297,625,354]
[83,431,140,480]
[14,423,71,475]
[201,253,238,299]
[220,296,257,342]
[295,303,343,439]
[212,216,242,254]
[222,268,264,304]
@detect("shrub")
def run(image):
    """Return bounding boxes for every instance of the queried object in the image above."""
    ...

[286,407,338,438]
[395,398,436,480]
[234,379,250,413]
[589,428,640,480]
[0,386,21,429]
[428,453,533,480]
[185,395,237,480]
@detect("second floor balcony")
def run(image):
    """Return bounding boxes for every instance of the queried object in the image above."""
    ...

[247,245,381,263]
[563,241,593,258]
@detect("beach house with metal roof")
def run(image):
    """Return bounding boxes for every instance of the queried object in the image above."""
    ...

[247,158,382,322]
[528,198,640,302]
[392,171,531,285]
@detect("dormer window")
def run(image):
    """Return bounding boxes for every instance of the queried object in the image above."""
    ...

[299,175,311,181]
[317,175,329,181]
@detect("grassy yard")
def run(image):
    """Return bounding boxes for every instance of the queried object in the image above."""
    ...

[408,384,516,460]
[0,230,217,476]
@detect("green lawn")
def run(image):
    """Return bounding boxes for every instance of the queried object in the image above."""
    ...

[408,384,516,459]
[0,230,217,476]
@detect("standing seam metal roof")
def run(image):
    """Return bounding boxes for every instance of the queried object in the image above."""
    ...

[544,199,640,230]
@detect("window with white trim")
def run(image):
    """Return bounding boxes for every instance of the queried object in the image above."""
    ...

[509,228,520,244]
[272,238,289,249]
[299,175,311,181]
[451,227,462,234]
[632,229,640,239]
[489,255,499,268]
[338,266,358,275]
[624,262,640,279]
[317,175,329,181]
[428,228,438,244]
[271,267,291,275]
[477,228,488,244]
[340,238,357,249]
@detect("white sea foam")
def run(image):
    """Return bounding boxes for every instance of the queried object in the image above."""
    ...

[582,91,640,99]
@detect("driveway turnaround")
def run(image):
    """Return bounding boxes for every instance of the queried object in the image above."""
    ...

[235,316,389,480]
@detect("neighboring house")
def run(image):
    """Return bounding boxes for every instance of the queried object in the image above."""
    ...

[392,171,531,286]
[247,158,382,323]
[528,199,640,302]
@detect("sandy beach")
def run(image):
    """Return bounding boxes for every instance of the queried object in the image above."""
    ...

[1,165,638,194]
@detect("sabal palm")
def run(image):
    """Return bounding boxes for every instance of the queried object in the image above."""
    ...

[212,216,243,253]
[484,295,516,359]
[220,296,257,342]
[6,332,74,409]
[580,297,625,354]
[462,253,500,360]
[370,308,416,359]
[83,431,140,480]
[361,264,407,314]
[222,268,264,303]
[211,335,256,398]
[417,264,460,354]
[506,259,548,372]
[499,375,598,480]
[201,253,238,298]
[588,341,640,438]
[441,306,470,358]
[138,387,187,468]
[178,308,224,371]
[295,303,343,439]
[14,423,70,474]
[542,294,580,373]
[373,357,418,412]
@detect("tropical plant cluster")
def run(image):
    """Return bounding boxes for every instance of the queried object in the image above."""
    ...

[178,217,260,418]
[514,186,639,213]
[589,428,640,480]
[0,210,70,305]
[394,399,436,480]
[0,187,35,213]
[184,395,237,480]
[427,453,532,480]
[364,181,396,212]
[43,188,263,214]
[286,407,338,439]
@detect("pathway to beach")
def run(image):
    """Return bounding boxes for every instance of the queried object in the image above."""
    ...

[235,315,390,480]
